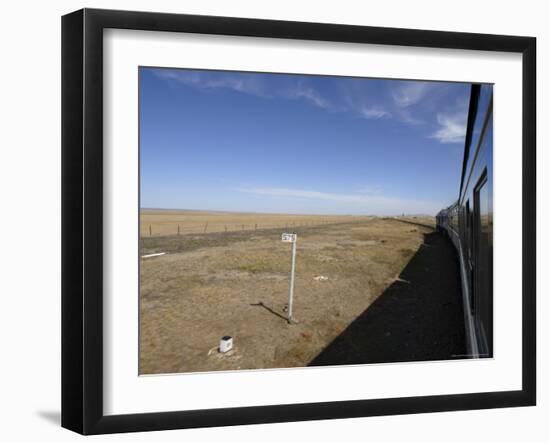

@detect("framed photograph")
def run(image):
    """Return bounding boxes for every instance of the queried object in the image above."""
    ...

[62,8,536,435]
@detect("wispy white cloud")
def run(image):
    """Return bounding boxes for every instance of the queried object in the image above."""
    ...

[153,69,339,111]
[390,82,472,138]
[359,106,391,120]
[391,81,432,108]
[154,69,471,145]
[153,69,269,97]
[285,82,335,110]
[205,76,268,97]
[238,187,362,202]
[339,83,391,121]
[237,186,441,215]
[395,109,424,125]
[429,112,467,144]
[341,81,431,125]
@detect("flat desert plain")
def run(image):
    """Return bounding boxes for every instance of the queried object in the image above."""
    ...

[139,211,448,374]
[140,209,366,237]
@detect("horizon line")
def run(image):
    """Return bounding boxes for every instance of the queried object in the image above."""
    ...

[139,207,434,217]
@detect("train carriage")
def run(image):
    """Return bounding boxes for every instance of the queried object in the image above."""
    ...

[436,84,493,358]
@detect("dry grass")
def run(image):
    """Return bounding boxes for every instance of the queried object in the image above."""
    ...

[140,209,372,237]
[139,215,436,374]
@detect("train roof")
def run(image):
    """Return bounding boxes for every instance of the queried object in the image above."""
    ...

[437,201,459,216]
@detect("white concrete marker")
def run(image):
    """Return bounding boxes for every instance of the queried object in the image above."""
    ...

[141,252,166,259]
[219,336,233,353]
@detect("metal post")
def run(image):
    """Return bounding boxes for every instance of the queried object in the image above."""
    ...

[288,237,297,323]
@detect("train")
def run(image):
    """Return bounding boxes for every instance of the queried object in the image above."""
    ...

[436,84,493,359]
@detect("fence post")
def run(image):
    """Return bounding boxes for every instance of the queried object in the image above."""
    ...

[149,224,152,236]
[203,222,208,233]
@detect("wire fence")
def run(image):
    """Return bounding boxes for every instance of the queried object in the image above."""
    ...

[140,218,373,238]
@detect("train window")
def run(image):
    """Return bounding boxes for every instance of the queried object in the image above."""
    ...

[473,170,492,356]
[468,197,475,316]
[465,200,471,255]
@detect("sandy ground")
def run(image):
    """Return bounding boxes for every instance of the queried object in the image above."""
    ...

[138,216,464,374]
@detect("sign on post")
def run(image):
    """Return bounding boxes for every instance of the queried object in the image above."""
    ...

[281,233,296,243]
[281,233,297,324]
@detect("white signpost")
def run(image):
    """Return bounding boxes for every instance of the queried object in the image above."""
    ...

[281,233,297,324]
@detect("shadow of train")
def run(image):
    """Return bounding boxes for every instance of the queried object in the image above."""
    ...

[308,231,466,366]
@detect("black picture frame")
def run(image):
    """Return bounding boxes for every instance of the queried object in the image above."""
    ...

[62,8,536,435]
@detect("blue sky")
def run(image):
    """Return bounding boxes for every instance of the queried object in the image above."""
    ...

[139,67,472,215]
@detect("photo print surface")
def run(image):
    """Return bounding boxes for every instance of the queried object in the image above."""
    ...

[138,67,493,375]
